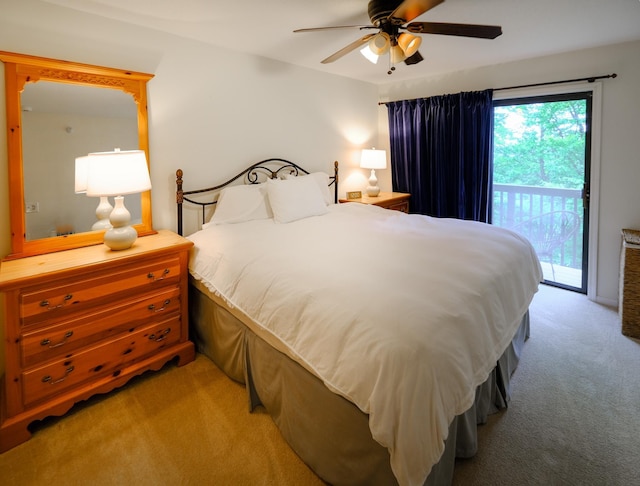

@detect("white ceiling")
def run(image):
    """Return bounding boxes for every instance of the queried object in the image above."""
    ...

[43,0,640,85]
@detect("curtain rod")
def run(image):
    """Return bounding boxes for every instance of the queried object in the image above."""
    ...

[378,73,617,105]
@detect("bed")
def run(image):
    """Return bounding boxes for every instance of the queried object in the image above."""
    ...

[175,158,543,486]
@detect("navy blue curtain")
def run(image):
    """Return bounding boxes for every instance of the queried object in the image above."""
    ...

[387,90,493,222]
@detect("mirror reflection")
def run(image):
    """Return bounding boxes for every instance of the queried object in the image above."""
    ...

[21,82,140,240]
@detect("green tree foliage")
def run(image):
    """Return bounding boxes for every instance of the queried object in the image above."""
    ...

[493,100,586,189]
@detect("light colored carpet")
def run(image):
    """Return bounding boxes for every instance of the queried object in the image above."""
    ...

[1,353,324,486]
[1,284,639,485]
[453,284,640,485]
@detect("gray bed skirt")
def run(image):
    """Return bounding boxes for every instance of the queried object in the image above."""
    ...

[189,279,530,486]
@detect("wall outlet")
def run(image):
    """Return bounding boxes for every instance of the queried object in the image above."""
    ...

[25,202,39,213]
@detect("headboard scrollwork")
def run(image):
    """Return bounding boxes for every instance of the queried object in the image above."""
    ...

[176,158,339,236]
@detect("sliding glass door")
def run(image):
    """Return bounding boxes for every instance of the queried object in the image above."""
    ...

[492,92,592,293]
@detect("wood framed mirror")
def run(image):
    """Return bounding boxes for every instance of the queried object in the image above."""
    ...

[0,51,155,259]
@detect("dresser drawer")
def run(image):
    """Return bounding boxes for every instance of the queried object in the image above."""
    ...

[385,200,409,213]
[20,286,182,368]
[22,316,182,406]
[19,256,181,327]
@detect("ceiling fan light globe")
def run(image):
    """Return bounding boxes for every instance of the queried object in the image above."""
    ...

[360,46,380,64]
[368,32,391,55]
[398,33,422,57]
[390,45,407,64]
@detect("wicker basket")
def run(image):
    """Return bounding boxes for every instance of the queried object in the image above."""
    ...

[619,229,640,338]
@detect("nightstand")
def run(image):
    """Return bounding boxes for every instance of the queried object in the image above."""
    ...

[0,230,195,452]
[340,192,411,213]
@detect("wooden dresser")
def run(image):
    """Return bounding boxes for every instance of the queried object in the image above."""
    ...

[0,230,195,452]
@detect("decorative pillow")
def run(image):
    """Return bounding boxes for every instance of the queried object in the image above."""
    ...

[282,172,333,205]
[208,183,272,225]
[266,176,329,223]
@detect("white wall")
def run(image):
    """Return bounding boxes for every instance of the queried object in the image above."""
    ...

[147,38,379,236]
[378,40,640,306]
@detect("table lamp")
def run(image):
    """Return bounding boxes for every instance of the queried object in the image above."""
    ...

[360,148,387,197]
[85,149,151,250]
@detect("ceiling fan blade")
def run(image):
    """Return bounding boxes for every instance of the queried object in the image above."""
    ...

[404,51,424,65]
[406,22,502,39]
[390,0,444,23]
[321,34,376,64]
[294,25,374,33]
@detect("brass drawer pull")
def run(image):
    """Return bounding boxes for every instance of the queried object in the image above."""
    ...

[40,330,74,348]
[40,294,73,310]
[41,365,75,385]
[147,269,170,282]
[148,328,171,342]
[148,299,171,313]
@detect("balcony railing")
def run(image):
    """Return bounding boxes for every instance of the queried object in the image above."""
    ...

[492,184,583,271]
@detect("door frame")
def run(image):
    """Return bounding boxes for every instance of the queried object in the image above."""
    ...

[493,82,602,300]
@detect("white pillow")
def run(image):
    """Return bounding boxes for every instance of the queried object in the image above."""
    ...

[282,172,333,205]
[266,176,328,223]
[209,184,272,225]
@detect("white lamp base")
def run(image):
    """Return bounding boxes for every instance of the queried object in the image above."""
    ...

[104,196,137,250]
[365,169,381,197]
[91,196,113,230]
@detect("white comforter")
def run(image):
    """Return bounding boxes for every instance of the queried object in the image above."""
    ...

[188,203,542,486]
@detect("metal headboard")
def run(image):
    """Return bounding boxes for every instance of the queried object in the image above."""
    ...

[176,158,339,236]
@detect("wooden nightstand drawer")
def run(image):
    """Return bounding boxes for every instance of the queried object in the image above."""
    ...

[384,199,409,213]
[19,256,181,327]
[20,286,182,368]
[340,192,410,213]
[22,316,182,407]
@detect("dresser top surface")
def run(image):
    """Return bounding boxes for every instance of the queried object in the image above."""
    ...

[0,230,192,288]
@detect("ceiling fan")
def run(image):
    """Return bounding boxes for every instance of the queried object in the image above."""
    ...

[294,0,502,74]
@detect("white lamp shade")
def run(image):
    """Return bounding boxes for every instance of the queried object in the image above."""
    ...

[85,149,151,197]
[360,149,388,170]
[74,155,89,194]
